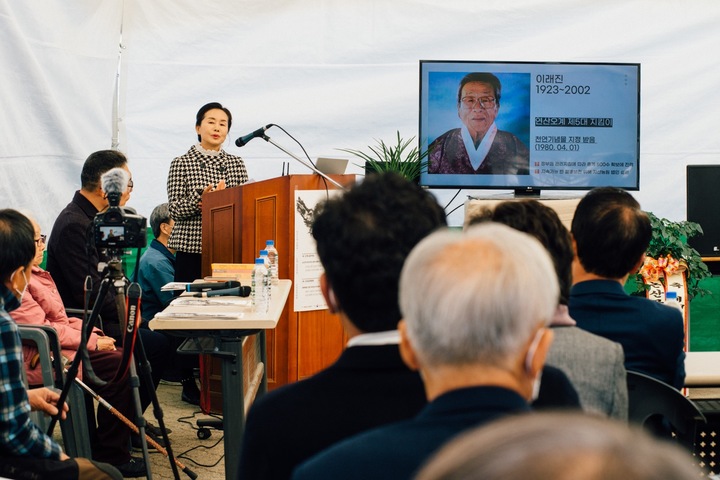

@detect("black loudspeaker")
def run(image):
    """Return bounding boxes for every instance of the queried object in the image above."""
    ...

[687,165,720,257]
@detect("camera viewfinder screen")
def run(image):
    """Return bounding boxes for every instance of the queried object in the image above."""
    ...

[99,226,125,241]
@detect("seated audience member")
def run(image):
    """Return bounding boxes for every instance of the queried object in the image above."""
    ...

[238,172,447,480]
[137,203,176,321]
[569,187,685,389]
[292,223,560,480]
[136,203,200,405]
[0,209,121,480]
[469,200,628,419]
[11,215,145,476]
[416,411,702,480]
[46,151,171,415]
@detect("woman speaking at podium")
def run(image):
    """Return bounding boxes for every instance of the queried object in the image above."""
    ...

[167,102,249,282]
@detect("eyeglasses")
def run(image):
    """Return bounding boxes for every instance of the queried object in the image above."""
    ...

[35,234,47,245]
[461,96,497,110]
[127,179,134,190]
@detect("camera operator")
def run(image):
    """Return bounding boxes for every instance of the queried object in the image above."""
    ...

[46,150,171,458]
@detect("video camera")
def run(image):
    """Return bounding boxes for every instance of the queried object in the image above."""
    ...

[94,206,147,249]
[93,167,147,249]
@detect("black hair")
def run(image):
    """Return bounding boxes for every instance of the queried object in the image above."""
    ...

[469,200,573,305]
[80,150,128,191]
[571,187,652,278]
[0,209,35,282]
[196,102,233,142]
[311,172,447,332]
[457,72,502,107]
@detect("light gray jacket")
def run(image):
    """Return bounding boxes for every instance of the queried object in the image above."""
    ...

[547,325,628,420]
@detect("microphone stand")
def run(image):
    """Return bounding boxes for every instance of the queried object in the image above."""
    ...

[259,135,348,191]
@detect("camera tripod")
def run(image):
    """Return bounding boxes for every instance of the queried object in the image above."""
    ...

[48,254,189,480]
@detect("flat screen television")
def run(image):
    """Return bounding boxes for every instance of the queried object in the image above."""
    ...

[419,60,640,195]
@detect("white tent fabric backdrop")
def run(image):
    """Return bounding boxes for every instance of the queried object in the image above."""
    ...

[2,0,720,233]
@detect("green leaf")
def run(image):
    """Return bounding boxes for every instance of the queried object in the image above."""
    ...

[633,211,711,301]
[338,131,429,182]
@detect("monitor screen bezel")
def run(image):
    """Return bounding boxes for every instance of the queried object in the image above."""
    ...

[418,60,641,193]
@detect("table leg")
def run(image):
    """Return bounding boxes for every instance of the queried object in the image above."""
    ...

[220,336,244,480]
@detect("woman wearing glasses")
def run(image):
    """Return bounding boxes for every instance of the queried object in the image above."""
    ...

[428,72,529,175]
[10,216,146,477]
[166,102,249,283]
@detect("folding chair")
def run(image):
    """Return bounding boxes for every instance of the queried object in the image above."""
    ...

[18,325,93,458]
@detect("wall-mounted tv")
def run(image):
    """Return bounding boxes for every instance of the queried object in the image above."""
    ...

[419,60,640,195]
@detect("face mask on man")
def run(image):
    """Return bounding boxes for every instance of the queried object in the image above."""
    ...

[10,269,29,304]
[525,328,545,402]
[15,270,29,299]
[3,269,27,313]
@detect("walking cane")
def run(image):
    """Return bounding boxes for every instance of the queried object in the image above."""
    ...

[72,376,198,480]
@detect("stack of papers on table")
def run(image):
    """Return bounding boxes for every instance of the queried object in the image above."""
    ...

[153,296,253,320]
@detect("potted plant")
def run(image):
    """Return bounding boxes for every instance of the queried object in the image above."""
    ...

[631,211,711,300]
[338,131,428,182]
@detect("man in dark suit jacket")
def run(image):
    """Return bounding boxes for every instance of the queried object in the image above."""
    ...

[292,224,561,480]
[237,173,447,480]
[568,187,685,389]
[469,199,628,419]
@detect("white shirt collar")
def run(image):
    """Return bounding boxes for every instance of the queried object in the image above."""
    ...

[346,330,400,348]
[461,122,498,170]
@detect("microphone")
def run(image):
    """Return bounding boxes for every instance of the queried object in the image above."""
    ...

[101,168,130,206]
[186,280,241,292]
[235,124,272,147]
[192,286,251,298]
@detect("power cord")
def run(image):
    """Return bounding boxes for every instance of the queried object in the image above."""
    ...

[173,411,225,468]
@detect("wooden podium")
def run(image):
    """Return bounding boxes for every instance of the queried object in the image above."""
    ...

[201,174,356,402]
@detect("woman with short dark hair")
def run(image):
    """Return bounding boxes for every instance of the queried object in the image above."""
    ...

[167,102,249,282]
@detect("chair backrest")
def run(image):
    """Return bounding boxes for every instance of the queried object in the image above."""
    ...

[17,326,56,388]
[18,324,93,458]
[626,370,706,451]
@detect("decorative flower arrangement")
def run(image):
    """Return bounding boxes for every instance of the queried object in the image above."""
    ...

[639,254,682,284]
[633,211,711,301]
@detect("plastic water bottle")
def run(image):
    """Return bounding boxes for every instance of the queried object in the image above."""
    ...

[259,249,270,269]
[259,249,273,303]
[665,291,683,314]
[265,240,279,285]
[252,258,270,313]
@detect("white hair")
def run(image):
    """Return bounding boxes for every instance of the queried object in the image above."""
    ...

[399,223,559,367]
[416,412,700,480]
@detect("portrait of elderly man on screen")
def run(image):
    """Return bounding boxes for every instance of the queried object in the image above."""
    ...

[428,72,530,175]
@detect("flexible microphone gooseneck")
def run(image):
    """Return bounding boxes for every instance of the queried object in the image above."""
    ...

[235,125,272,147]
[235,123,347,191]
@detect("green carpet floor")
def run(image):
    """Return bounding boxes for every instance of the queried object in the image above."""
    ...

[688,276,720,351]
[625,276,720,351]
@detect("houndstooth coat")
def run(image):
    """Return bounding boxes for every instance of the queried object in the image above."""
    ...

[167,144,248,254]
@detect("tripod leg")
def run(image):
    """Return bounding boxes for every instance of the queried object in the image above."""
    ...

[134,330,182,480]
[112,282,155,479]
[73,376,197,480]
[48,277,112,436]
